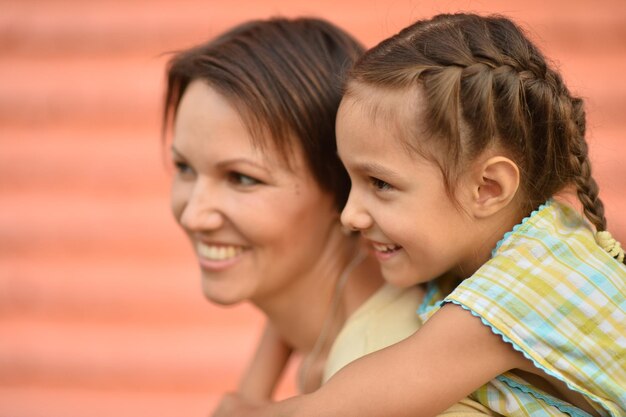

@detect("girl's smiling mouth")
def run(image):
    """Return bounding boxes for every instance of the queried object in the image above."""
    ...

[369,241,402,260]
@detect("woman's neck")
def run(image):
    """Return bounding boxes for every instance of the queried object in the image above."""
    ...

[253,225,383,354]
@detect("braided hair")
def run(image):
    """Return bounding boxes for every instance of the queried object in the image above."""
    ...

[345,13,623,263]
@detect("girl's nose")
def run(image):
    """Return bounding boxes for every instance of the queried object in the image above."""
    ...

[340,191,373,232]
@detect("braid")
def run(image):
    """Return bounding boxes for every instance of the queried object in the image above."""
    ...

[565,95,607,231]
[460,62,496,152]
[463,16,609,232]
[540,65,608,232]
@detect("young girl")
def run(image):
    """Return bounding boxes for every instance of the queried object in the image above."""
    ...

[215,13,626,417]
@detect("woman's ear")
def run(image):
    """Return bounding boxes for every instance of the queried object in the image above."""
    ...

[468,156,520,219]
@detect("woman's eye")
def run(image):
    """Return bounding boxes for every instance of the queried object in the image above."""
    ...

[370,177,393,191]
[229,172,261,186]
[174,161,193,176]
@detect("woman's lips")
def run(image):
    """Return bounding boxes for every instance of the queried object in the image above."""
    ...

[197,242,245,260]
[196,242,248,270]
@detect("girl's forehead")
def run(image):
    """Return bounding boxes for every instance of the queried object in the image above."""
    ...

[339,83,430,152]
[341,83,425,126]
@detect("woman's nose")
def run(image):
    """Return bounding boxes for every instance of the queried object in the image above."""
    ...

[340,191,372,232]
[179,182,224,232]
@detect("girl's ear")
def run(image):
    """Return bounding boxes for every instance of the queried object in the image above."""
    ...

[468,156,520,219]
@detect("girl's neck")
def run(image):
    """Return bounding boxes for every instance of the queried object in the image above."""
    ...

[456,203,527,279]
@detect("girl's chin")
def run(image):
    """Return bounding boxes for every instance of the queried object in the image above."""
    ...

[381,267,422,288]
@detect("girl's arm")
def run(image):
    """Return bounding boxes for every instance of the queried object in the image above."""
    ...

[236,322,293,402]
[220,304,530,417]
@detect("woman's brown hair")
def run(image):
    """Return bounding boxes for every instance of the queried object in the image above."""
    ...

[163,17,364,210]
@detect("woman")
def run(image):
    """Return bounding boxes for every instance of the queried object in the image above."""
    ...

[162,17,490,416]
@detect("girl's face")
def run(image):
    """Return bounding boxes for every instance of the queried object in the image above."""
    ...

[336,86,476,287]
[171,80,338,306]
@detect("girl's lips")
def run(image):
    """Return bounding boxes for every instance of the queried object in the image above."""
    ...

[369,241,402,261]
[371,241,401,252]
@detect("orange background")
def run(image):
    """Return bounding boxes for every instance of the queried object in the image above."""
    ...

[1,1,625,416]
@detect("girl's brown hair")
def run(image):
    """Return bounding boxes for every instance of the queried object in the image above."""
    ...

[163,17,364,210]
[346,13,607,233]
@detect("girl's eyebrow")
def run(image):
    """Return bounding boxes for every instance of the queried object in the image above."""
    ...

[356,162,401,180]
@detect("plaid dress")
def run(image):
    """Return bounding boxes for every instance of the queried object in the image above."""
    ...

[418,200,626,417]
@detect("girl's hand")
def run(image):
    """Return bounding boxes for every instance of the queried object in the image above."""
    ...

[211,392,265,417]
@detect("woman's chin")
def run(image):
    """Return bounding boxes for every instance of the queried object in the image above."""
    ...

[201,283,248,306]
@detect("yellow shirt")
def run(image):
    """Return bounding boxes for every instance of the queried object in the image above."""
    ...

[324,283,499,416]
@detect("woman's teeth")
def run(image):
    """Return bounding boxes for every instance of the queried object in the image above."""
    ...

[197,243,244,260]
[372,242,400,253]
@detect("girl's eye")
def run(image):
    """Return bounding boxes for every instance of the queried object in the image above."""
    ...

[229,172,262,186]
[370,177,393,191]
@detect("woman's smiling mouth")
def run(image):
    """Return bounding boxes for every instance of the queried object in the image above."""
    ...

[197,242,247,265]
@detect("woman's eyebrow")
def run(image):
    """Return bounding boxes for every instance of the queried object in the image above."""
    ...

[170,145,185,159]
[216,158,271,174]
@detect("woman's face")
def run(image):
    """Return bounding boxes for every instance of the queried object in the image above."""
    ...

[170,80,338,306]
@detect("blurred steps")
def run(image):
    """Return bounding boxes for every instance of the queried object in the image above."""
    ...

[2,0,625,56]
[1,1,625,416]
[0,387,224,417]
[0,318,260,390]
[2,53,626,130]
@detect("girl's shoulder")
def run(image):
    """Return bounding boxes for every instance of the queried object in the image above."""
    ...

[482,199,625,293]
[442,200,626,416]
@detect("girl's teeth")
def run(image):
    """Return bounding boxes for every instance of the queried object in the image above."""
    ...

[198,243,243,260]
[372,243,399,253]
